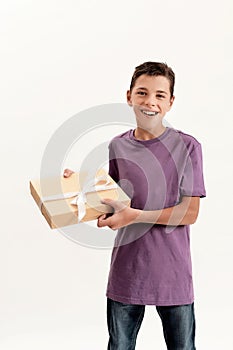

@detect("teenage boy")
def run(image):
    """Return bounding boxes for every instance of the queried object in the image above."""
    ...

[64,62,206,350]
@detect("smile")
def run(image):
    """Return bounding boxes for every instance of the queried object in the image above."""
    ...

[140,109,159,117]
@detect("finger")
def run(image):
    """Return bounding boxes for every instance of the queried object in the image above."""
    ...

[98,214,107,220]
[100,198,114,206]
[97,215,112,228]
[97,218,107,228]
[101,198,126,212]
[65,169,74,177]
[63,169,74,178]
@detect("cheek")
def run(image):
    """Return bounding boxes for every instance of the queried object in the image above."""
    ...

[131,99,142,109]
[133,105,140,114]
[163,101,172,111]
[133,106,143,118]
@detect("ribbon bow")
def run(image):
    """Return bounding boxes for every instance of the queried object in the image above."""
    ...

[70,174,118,221]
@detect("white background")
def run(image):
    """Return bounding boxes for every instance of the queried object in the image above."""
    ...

[1,0,233,349]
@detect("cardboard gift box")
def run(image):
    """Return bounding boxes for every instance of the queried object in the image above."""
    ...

[30,169,131,229]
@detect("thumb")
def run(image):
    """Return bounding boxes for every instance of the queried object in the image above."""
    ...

[101,198,126,212]
[63,168,74,178]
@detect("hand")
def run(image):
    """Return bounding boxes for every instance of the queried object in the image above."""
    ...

[63,168,75,178]
[97,198,141,230]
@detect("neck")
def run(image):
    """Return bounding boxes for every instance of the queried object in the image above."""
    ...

[134,125,166,141]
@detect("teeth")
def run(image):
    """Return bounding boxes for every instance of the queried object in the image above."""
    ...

[141,110,158,116]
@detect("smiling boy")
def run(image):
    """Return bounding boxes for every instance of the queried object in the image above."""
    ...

[96,62,206,349]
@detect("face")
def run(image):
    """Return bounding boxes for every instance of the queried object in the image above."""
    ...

[127,74,175,130]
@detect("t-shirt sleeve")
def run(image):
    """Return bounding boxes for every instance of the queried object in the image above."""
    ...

[108,142,119,183]
[180,143,206,198]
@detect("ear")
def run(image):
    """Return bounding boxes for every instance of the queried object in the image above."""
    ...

[168,95,175,109]
[127,90,132,106]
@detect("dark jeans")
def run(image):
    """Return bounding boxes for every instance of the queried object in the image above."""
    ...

[107,298,196,350]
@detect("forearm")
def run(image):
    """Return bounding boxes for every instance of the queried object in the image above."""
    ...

[134,198,199,226]
[98,197,200,230]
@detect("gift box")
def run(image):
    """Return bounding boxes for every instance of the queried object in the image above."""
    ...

[29,169,131,229]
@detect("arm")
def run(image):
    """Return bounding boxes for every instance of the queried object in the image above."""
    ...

[135,196,200,226]
[97,196,200,230]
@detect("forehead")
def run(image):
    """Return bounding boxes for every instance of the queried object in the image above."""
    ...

[134,74,170,92]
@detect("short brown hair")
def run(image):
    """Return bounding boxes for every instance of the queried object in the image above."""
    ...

[129,62,175,97]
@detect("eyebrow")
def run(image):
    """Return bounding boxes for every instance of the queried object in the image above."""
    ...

[135,87,168,94]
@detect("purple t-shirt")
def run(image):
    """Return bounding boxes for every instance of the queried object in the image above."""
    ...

[106,127,206,306]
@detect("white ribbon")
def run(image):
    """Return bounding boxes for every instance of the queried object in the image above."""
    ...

[39,174,118,223]
[70,175,118,222]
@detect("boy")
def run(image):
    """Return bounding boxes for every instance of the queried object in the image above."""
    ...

[64,62,206,349]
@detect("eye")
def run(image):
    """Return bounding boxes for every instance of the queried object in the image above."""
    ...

[136,91,146,96]
[157,94,165,99]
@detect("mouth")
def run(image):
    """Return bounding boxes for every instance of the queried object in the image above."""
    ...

[140,109,159,117]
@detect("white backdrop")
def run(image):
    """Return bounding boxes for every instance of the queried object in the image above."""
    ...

[1,0,233,349]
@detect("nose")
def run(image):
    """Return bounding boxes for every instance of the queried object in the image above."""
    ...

[144,94,156,107]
